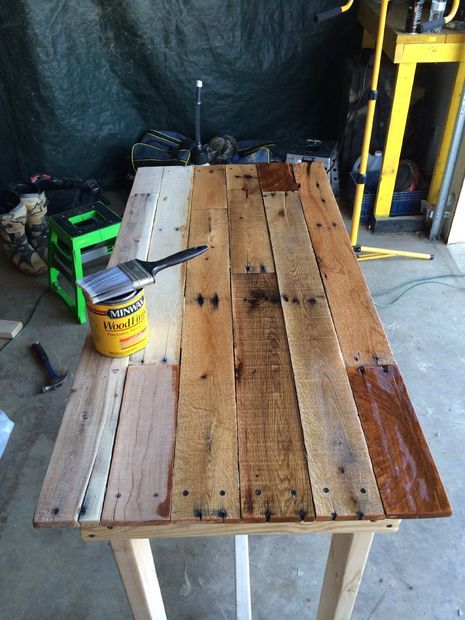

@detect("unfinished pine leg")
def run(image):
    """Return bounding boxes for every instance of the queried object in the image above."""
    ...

[111,538,167,620]
[234,535,252,620]
[316,532,374,620]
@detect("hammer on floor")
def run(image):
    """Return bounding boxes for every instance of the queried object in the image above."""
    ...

[32,342,69,393]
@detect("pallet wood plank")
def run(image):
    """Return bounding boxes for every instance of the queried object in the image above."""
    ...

[35,168,163,528]
[102,364,178,525]
[232,273,315,522]
[80,170,165,526]
[142,166,193,365]
[171,208,240,522]
[264,191,384,520]
[348,365,452,518]
[226,164,275,274]
[294,162,395,367]
[257,163,298,192]
[191,165,226,210]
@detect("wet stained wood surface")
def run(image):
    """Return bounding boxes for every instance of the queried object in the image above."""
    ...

[34,163,451,531]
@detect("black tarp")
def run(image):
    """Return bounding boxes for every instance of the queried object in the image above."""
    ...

[0,0,360,187]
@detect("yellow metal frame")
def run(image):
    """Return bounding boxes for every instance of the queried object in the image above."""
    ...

[359,0,465,221]
[350,0,432,261]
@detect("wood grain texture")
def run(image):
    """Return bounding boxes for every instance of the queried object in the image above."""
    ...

[264,191,384,520]
[142,166,192,365]
[191,165,226,210]
[171,208,240,522]
[82,518,401,541]
[294,162,395,367]
[257,163,298,192]
[36,169,163,528]
[102,365,178,525]
[34,336,128,527]
[80,170,164,525]
[111,538,167,620]
[232,273,315,523]
[348,365,452,518]
[226,164,275,274]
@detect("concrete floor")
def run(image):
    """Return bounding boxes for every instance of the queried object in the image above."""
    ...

[1,219,464,619]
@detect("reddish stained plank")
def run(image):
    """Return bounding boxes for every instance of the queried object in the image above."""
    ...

[348,365,452,519]
[257,163,299,192]
[101,364,179,526]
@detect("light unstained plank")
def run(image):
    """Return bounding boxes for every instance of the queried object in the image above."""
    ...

[71,168,163,524]
[191,165,226,210]
[294,162,395,367]
[226,164,274,274]
[257,163,298,192]
[81,518,401,541]
[171,208,240,522]
[34,336,127,527]
[232,273,315,523]
[142,166,193,365]
[264,191,384,521]
[348,364,452,519]
[101,364,178,525]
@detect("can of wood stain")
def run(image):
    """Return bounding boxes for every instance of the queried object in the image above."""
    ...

[86,288,149,357]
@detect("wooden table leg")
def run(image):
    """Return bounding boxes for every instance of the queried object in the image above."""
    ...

[234,535,252,620]
[316,532,374,620]
[111,538,167,620]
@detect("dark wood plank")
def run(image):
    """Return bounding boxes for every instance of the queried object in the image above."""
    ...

[294,162,395,368]
[226,164,275,273]
[232,273,315,522]
[171,207,240,522]
[264,191,384,520]
[348,365,452,518]
[101,364,178,526]
[257,163,298,192]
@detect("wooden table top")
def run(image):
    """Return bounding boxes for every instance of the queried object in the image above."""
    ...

[34,163,451,537]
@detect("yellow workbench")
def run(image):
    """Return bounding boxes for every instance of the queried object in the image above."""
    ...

[359,0,465,222]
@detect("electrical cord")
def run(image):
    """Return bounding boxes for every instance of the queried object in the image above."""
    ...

[0,288,49,354]
[373,273,465,308]
[328,53,372,174]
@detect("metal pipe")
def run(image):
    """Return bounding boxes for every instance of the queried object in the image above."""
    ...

[430,81,465,240]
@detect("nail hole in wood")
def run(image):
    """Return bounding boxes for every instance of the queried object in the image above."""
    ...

[360,487,367,494]
[153,492,159,498]
[116,493,121,498]
[323,487,330,494]
[52,507,59,515]
[219,490,226,496]
[339,466,345,474]
[386,524,393,528]
[290,489,297,497]
[88,534,95,538]
[183,490,189,496]
[255,489,262,496]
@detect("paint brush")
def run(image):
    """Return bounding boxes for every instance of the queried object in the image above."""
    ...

[77,245,208,304]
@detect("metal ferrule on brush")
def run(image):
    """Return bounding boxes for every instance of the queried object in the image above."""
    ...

[119,261,154,289]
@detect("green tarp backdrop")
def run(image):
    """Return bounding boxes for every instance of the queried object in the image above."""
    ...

[0,0,360,187]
